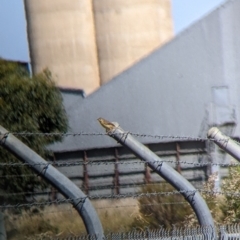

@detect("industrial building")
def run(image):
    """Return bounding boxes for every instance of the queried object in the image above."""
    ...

[46,0,239,198]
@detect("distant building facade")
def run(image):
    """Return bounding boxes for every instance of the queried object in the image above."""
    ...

[48,0,239,195]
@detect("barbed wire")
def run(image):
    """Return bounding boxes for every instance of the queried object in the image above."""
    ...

[0,130,235,143]
[0,198,75,209]
[0,174,37,178]
[95,201,191,209]
[0,181,203,197]
[1,158,239,168]
[8,201,199,216]
[5,200,193,214]
[27,200,222,217]
[0,189,57,197]
[3,200,186,214]
[91,199,218,210]
[1,189,239,209]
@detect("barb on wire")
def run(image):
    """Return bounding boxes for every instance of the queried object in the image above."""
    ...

[0,132,9,145]
[39,163,50,176]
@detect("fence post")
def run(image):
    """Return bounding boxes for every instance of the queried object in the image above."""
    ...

[208,127,240,161]
[0,126,104,239]
[99,121,215,229]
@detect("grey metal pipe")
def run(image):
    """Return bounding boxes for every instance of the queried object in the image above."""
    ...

[208,127,240,161]
[0,126,104,239]
[106,126,215,227]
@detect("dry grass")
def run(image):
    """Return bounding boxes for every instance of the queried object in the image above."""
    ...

[5,198,139,239]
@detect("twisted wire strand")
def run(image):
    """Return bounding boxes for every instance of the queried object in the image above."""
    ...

[44,199,221,214]
[0,181,204,197]
[0,189,239,209]
[0,159,238,168]
[4,200,195,215]
[6,200,208,216]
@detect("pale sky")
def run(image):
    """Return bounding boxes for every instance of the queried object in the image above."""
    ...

[0,0,225,62]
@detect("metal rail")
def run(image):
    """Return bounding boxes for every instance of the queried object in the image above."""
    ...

[208,127,240,161]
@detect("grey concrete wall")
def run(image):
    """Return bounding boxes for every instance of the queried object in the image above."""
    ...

[50,0,240,152]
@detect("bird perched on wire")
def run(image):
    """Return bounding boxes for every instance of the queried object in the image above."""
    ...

[97,117,119,133]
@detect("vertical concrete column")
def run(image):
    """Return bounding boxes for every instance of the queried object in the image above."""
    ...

[92,0,174,84]
[24,0,100,94]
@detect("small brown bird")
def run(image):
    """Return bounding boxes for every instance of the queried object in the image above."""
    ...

[97,117,119,132]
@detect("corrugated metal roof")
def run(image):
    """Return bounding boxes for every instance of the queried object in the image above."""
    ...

[50,0,240,152]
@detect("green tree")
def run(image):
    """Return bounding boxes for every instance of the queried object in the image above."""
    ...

[182,165,240,225]
[220,164,240,224]
[0,59,68,204]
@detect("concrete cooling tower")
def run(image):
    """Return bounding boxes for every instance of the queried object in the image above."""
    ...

[24,0,173,94]
[92,0,174,84]
[24,0,100,94]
